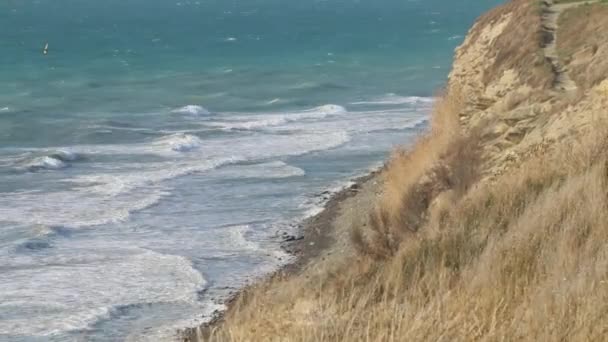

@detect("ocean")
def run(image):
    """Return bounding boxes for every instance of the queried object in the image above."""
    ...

[0,0,502,340]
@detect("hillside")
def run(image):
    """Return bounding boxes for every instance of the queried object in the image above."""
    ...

[188,0,608,340]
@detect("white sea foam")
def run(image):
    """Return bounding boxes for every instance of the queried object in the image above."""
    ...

[25,156,67,171]
[0,183,169,228]
[1,130,349,229]
[15,150,82,172]
[0,107,9,112]
[205,117,288,130]
[268,109,429,135]
[225,225,261,252]
[298,160,387,222]
[154,133,202,152]
[215,224,293,271]
[299,180,357,220]
[87,124,156,133]
[171,105,210,116]
[216,161,305,179]
[204,104,347,130]
[0,247,205,337]
[219,131,350,160]
[351,94,435,106]
[306,104,347,115]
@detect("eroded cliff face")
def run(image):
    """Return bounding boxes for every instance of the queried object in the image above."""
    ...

[445,0,608,179]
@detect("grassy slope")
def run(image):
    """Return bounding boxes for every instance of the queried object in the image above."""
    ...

[194,0,608,340]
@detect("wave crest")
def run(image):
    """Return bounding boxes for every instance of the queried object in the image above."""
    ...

[20,150,83,172]
[307,104,347,115]
[205,104,347,131]
[154,134,202,152]
[50,150,81,162]
[171,105,210,116]
[351,94,435,106]
[28,156,67,171]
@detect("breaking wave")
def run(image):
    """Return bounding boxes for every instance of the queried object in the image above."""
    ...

[351,94,435,106]
[153,133,203,152]
[204,104,347,130]
[20,150,83,172]
[171,105,211,116]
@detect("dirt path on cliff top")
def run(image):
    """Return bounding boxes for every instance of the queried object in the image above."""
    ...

[541,0,597,93]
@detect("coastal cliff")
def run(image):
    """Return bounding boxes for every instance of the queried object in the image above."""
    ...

[188,0,608,340]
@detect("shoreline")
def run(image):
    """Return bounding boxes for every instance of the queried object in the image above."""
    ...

[181,168,384,341]
[157,0,608,339]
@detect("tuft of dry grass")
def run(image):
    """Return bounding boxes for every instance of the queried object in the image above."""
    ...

[355,86,482,260]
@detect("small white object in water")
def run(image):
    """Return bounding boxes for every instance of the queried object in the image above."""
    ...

[0,107,9,112]
[225,37,237,42]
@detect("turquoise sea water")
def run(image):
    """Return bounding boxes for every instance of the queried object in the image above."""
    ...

[0,0,502,340]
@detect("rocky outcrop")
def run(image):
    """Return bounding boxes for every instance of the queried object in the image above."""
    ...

[445,0,607,180]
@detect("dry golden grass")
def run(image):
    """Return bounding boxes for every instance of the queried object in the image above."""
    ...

[352,86,482,260]
[192,85,608,341]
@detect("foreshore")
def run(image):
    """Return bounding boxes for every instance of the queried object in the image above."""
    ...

[181,168,384,341]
